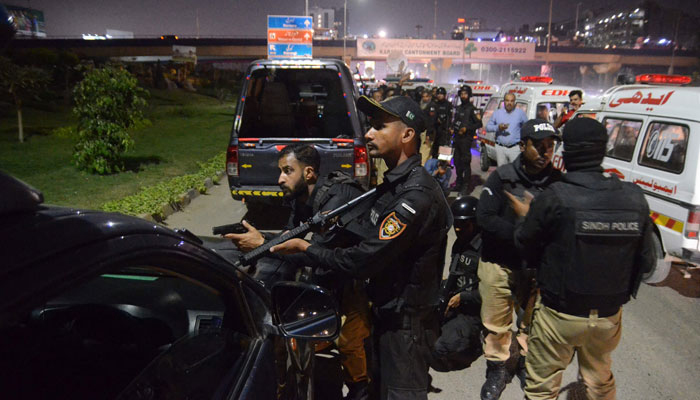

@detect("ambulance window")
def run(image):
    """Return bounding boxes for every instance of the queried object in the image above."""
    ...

[481,98,499,127]
[603,118,642,162]
[516,102,528,113]
[536,102,568,123]
[638,122,689,174]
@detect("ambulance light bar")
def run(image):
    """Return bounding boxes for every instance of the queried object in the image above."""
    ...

[519,76,553,84]
[635,74,691,85]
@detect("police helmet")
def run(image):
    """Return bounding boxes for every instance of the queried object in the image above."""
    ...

[436,87,447,95]
[451,196,478,220]
[459,85,473,97]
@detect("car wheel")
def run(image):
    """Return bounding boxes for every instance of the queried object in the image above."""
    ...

[479,149,491,172]
[643,233,671,284]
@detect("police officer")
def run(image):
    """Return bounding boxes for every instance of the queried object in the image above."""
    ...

[476,119,562,400]
[451,86,483,193]
[508,118,655,400]
[432,196,484,372]
[271,95,452,400]
[227,144,371,399]
[428,87,453,158]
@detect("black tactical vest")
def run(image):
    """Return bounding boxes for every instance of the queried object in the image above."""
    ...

[540,175,648,310]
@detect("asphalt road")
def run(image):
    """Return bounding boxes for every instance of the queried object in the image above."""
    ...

[163,154,700,400]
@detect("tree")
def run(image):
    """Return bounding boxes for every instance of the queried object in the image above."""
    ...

[72,65,148,174]
[0,56,50,142]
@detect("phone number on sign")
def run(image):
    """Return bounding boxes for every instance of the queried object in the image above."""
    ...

[479,47,527,54]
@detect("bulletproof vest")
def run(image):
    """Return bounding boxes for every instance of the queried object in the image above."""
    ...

[435,100,451,128]
[541,177,647,308]
[497,163,552,224]
[312,170,364,214]
[369,167,452,310]
[449,235,481,293]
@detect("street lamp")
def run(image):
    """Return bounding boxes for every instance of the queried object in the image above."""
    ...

[574,2,582,38]
[343,0,347,60]
[378,30,387,38]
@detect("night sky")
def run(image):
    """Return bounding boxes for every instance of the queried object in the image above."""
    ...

[10,0,700,38]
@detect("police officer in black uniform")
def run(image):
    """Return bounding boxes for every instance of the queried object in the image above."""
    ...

[271,95,452,400]
[476,119,562,400]
[227,144,371,400]
[451,86,483,193]
[429,87,453,158]
[507,118,655,400]
[432,196,484,372]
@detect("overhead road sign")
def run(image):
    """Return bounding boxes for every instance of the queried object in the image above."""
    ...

[267,16,313,30]
[267,15,313,59]
[267,29,312,44]
[268,43,313,58]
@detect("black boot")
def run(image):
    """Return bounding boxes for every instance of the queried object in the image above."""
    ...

[480,360,509,400]
[516,355,527,390]
[345,380,369,400]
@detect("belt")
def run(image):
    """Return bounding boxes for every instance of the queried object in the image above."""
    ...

[497,142,519,148]
[542,297,620,318]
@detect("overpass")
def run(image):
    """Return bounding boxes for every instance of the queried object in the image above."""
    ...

[9,37,698,69]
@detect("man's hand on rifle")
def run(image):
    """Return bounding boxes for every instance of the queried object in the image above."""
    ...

[225,220,264,252]
[270,238,311,255]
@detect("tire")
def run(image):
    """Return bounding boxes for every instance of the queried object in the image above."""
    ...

[643,233,671,284]
[479,148,491,172]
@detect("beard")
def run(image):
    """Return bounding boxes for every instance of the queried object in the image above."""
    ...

[281,179,307,200]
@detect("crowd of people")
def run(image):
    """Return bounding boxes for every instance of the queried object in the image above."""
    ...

[224,90,654,400]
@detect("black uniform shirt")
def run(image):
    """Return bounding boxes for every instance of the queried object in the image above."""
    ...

[451,101,482,141]
[306,154,453,307]
[477,155,562,270]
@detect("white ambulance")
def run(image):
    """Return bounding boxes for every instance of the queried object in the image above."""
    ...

[477,77,581,171]
[572,74,700,283]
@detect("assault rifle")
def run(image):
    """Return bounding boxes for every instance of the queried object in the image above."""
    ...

[229,186,378,269]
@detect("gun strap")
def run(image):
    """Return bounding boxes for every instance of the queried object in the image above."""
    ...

[337,180,391,227]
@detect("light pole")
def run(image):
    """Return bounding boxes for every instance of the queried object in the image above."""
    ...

[545,0,553,67]
[433,0,438,39]
[305,0,308,16]
[574,2,582,38]
[343,0,347,60]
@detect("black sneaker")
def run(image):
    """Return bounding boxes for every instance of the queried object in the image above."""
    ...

[344,380,369,400]
[480,360,510,400]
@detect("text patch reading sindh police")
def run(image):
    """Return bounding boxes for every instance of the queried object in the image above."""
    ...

[575,211,642,236]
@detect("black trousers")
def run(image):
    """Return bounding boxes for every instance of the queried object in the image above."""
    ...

[452,138,472,187]
[430,129,450,158]
[372,312,438,400]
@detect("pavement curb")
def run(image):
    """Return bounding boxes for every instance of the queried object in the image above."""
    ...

[138,170,226,222]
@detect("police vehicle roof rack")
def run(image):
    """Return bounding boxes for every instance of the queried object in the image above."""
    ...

[0,171,44,215]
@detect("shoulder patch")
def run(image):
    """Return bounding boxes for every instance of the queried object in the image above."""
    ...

[379,211,407,240]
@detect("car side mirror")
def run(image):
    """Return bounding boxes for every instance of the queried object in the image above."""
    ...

[271,281,340,341]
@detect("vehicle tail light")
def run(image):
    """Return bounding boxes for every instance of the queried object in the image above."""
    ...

[685,209,700,239]
[519,76,554,84]
[227,145,239,177]
[636,74,691,85]
[354,146,369,178]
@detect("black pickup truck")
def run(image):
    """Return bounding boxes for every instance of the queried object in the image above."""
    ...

[226,58,370,203]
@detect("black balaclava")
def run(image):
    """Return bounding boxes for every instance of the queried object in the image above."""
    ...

[562,118,609,172]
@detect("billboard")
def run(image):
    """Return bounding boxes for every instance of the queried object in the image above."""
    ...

[463,41,535,60]
[4,4,46,37]
[357,38,463,59]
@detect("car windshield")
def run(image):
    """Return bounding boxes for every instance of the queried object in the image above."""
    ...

[239,66,352,139]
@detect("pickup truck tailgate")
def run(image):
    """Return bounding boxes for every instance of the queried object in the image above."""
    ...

[237,138,355,186]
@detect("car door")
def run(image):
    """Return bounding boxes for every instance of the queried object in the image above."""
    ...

[0,234,276,400]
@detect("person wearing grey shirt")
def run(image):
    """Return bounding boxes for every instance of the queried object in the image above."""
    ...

[487,93,528,166]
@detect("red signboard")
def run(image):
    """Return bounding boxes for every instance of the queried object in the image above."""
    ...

[267,29,312,44]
